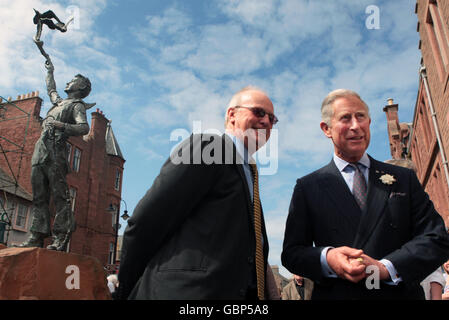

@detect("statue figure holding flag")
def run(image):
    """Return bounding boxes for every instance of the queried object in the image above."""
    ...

[18,9,95,251]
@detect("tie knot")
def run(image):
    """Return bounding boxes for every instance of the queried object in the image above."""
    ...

[348,163,363,172]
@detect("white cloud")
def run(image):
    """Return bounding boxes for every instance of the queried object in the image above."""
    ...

[126,0,420,170]
[184,23,268,77]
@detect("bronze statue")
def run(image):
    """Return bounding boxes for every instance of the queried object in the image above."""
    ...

[18,9,94,251]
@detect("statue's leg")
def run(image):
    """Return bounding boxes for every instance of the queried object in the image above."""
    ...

[40,10,59,21]
[47,163,73,251]
[43,20,57,30]
[17,165,51,247]
[30,164,52,235]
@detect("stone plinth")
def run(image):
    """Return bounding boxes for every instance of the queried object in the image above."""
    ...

[0,247,111,300]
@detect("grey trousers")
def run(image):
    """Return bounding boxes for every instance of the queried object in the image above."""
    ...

[30,163,74,236]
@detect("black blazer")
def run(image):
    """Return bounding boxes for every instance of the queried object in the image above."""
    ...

[282,156,449,299]
[116,134,269,300]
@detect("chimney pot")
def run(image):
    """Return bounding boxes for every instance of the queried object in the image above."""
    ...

[387,98,394,105]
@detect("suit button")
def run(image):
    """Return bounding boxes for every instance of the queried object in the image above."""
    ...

[247,257,254,264]
[239,289,246,297]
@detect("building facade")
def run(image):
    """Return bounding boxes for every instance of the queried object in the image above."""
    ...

[384,0,449,228]
[0,92,125,266]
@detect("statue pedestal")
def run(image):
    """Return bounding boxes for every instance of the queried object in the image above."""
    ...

[0,247,111,300]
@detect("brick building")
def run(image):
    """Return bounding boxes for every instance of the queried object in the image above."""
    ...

[384,0,449,228]
[0,92,125,266]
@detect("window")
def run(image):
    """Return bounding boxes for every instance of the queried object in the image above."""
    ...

[114,170,121,191]
[72,148,81,172]
[69,187,77,212]
[14,203,29,230]
[111,204,117,227]
[413,136,422,174]
[426,0,449,81]
[66,143,72,165]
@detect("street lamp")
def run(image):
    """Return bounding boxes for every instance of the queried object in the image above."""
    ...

[120,199,129,220]
[107,198,129,266]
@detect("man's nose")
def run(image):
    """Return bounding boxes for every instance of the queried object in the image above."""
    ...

[349,116,361,130]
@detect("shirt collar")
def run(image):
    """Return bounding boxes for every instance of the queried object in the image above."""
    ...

[333,152,370,172]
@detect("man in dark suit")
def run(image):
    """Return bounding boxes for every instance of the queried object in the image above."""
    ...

[281,89,449,299]
[116,87,278,300]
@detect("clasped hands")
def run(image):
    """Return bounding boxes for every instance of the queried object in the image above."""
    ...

[326,246,390,283]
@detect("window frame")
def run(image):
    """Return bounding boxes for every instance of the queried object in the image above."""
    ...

[13,202,29,232]
[72,147,82,172]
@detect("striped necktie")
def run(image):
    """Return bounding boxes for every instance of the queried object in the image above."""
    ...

[249,163,265,300]
[349,163,367,211]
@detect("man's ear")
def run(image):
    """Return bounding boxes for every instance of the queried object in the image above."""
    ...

[227,107,236,125]
[320,121,332,138]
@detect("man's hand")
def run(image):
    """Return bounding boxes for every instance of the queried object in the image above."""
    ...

[45,59,54,72]
[356,254,390,281]
[326,246,366,283]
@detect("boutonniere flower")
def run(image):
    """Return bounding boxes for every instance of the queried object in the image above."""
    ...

[379,173,396,185]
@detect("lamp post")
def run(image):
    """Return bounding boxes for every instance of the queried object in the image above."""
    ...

[108,199,129,266]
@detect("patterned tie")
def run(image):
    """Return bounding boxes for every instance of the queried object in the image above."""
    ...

[350,163,367,211]
[249,163,265,300]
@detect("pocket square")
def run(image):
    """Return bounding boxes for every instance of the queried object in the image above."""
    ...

[389,192,406,198]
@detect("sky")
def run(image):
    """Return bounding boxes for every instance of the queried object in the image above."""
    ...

[1,0,421,278]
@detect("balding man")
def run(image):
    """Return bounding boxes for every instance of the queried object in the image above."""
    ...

[117,87,278,300]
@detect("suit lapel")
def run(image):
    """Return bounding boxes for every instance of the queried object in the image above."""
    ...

[318,161,362,231]
[222,134,253,215]
[223,134,269,260]
[352,157,392,248]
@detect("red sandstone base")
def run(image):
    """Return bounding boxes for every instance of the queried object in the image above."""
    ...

[0,247,111,300]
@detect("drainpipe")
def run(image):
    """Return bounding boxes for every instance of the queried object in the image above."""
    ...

[419,66,449,192]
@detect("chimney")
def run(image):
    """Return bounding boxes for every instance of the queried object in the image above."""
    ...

[383,98,402,159]
[88,108,109,141]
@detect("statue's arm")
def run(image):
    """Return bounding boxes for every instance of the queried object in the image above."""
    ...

[62,103,89,136]
[45,59,61,104]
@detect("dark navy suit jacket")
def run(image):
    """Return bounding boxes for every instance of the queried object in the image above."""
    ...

[117,134,269,300]
[282,156,449,299]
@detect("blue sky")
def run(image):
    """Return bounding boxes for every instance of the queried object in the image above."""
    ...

[1,0,421,277]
